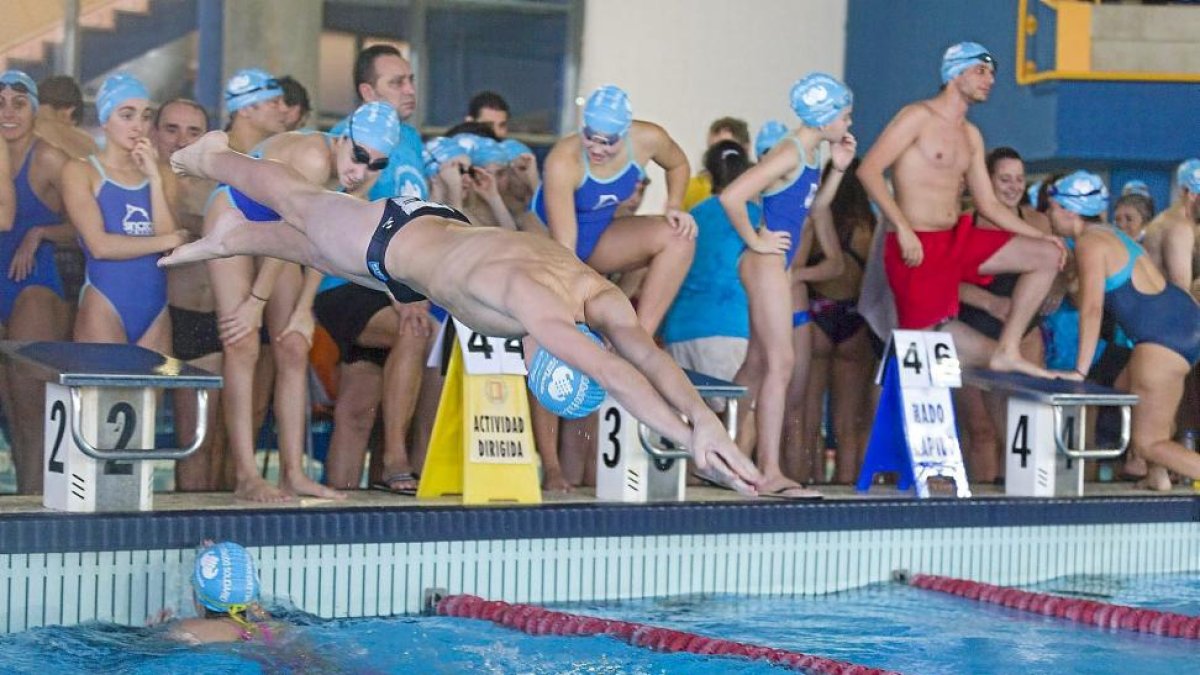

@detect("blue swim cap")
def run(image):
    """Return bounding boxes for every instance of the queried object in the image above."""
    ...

[0,70,37,111]
[225,68,282,114]
[1026,180,1043,207]
[423,136,470,177]
[941,41,996,84]
[96,73,150,125]
[527,325,607,419]
[755,120,789,159]
[1051,171,1108,217]
[193,542,260,613]
[468,137,508,167]
[582,85,633,138]
[789,73,853,127]
[1120,180,1151,198]
[500,139,533,163]
[347,101,400,156]
[1177,158,1200,194]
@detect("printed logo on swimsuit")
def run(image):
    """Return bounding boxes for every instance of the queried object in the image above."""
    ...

[122,204,153,235]
[804,182,818,209]
[593,194,620,210]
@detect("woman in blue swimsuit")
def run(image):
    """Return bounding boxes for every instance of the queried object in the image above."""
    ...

[1050,171,1200,491]
[718,73,856,499]
[61,74,186,352]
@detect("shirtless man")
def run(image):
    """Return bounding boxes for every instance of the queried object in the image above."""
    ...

[1142,158,1198,294]
[857,42,1065,377]
[153,98,230,492]
[161,132,763,494]
[33,75,97,159]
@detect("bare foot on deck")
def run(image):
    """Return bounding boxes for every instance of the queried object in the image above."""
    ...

[1135,465,1173,492]
[542,470,574,493]
[234,476,293,503]
[159,207,243,268]
[988,348,1054,379]
[758,474,822,500]
[170,130,229,179]
[283,473,347,501]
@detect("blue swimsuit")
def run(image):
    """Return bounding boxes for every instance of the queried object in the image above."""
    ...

[531,142,643,261]
[760,137,821,268]
[81,156,167,343]
[0,142,65,322]
[1103,227,1200,365]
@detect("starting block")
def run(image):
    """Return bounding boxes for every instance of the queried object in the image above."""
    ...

[964,369,1137,497]
[858,331,971,498]
[417,319,541,505]
[0,341,220,512]
[595,369,745,502]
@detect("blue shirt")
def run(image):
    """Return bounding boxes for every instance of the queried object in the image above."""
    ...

[322,117,427,293]
[659,197,756,343]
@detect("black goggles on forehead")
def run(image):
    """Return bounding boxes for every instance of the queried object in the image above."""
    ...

[225,79,281,101]
[1048,184,1104,199]
[0,81,33,95]
[348,116,390,172]
[952,53,998,74]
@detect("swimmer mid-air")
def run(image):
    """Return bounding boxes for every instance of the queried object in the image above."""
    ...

[161,131,765,495]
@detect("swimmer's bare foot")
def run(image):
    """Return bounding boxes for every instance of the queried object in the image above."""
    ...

[283,473,346,501]
[542,469,574,493]
[1135,465,1173,492]
[170,130,229,178]
[234,476,293,503]
[159,208,243,267]
[989,349,1054,379]
[758,473,822,500]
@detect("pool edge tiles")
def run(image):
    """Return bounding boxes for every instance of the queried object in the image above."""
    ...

[1,497,1198,632]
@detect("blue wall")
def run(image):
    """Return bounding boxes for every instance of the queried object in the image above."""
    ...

[845,0,1195,212]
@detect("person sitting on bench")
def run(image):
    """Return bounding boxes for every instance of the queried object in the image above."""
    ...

[1049,171,1200,491]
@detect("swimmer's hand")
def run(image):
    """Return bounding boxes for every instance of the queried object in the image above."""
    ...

[665,209,698,240]
[131,138,161,181]
[749,229,790,255]
[1056,370,1085,382]
[689,419,761,496]
[218,294,266,345]
[146,608,175,627]
[278,308,315,347]
[829,133,857,171]
[896,227,924,267]
[392,300,434,338]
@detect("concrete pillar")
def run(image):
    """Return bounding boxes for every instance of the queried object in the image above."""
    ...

[220,0,322,121]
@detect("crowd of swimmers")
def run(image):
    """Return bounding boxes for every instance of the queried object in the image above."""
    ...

[0,37,1197,503]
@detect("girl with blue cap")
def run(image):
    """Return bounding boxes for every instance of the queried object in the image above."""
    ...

[1048,170,1200,491]
[205,100,401,504]
[716,72,857,499]
[531,84,697,336]
[60,73,187,354]
[0,69,77,494]
[164,541,278,644]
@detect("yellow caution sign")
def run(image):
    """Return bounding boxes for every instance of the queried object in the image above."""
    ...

[418,320,541,504]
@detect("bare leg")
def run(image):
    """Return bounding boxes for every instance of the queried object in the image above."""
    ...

[174,352,227,491]
[585,216,695,334]
[6,287,69,494]
[977,237,1060,377]
[790,323,824,484]
[832,326,874,484]
[1127,345,1198,489]
[323,361,381,489]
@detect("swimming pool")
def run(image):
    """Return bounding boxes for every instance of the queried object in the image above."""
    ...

[0,573,1195,674]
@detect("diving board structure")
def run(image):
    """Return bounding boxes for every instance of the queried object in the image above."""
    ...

[0,341,221,513]
[964,368,1137,497]
[595,369,745,503]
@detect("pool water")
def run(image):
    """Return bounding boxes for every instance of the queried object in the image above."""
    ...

[0,574,1196,674]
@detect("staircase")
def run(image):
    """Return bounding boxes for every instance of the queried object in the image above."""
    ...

[0,0,197,84]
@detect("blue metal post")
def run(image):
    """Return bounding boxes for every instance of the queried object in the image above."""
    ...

[195,0,223,125]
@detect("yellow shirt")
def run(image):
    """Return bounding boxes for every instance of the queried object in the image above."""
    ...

[682,173,712,212]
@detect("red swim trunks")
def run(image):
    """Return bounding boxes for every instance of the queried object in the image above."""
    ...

[884,214,1013,329]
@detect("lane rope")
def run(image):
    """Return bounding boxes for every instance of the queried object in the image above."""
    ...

[900,571,1200,639]
[436,593,901,674]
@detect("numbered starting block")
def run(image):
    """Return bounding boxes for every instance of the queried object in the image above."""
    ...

[858,331,970,499]
[0,341,220,512]
[964,369,1137,497]
[596,370,745,502]
[418,319,541,505]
